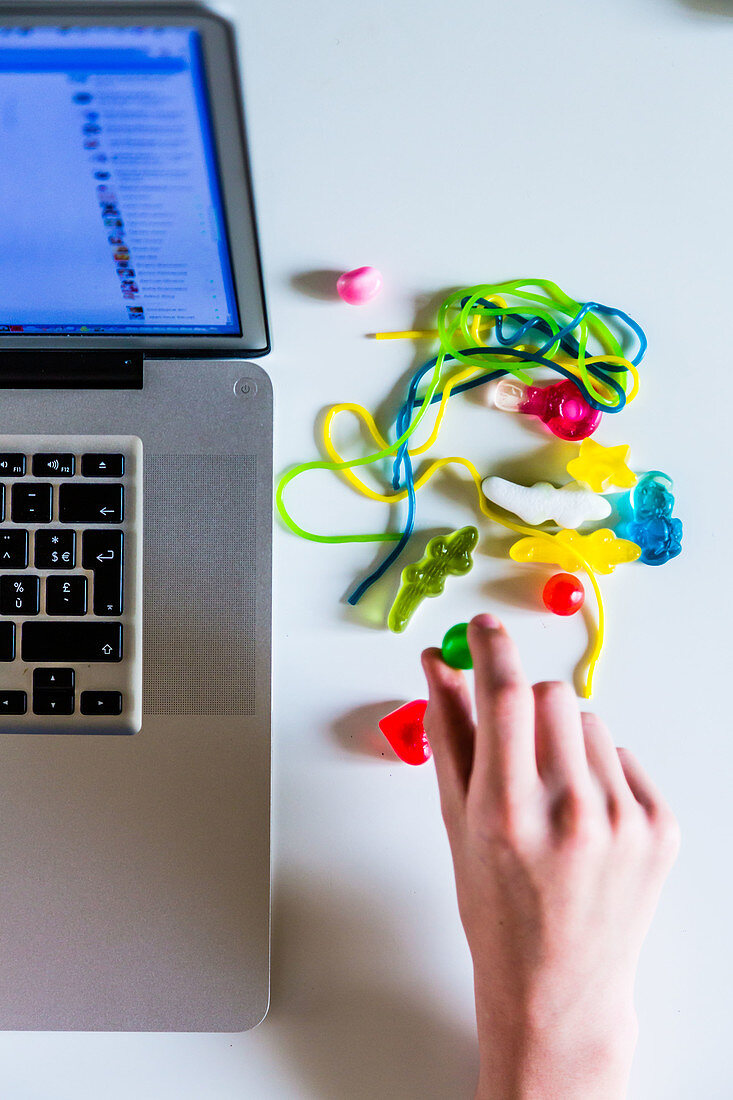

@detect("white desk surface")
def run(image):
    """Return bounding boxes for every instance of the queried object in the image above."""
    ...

[4,0,732,1096]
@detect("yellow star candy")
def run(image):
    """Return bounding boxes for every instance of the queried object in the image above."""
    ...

[510,529,641,575]
[566,439,638,493]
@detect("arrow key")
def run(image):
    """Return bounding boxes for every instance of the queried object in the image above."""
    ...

[80,691,122,716]
[33,689,74,715]
[33,668,74,690]
[0,691,26,715]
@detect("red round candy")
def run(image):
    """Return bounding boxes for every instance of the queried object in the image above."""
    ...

[543,573,585,616]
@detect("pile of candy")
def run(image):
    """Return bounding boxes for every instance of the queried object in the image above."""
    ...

[277,278,683,750]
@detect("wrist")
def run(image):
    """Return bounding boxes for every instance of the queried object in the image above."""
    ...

[473,986,637,1100]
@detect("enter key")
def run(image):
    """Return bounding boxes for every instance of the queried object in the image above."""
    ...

[82,530,124,615]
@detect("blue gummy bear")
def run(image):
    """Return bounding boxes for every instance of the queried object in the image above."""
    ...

[627,515,683,566]
[618,472,682,565]
[632,473,675,521]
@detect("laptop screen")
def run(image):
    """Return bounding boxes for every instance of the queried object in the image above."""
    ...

[0,25,240,336]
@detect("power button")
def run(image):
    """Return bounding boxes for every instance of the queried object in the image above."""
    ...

[233,378,258,397]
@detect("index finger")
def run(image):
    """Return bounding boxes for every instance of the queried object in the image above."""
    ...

[467,614,538,807]
[421,647,475,812]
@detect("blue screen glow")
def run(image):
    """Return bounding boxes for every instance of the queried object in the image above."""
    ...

[0,25,240,335]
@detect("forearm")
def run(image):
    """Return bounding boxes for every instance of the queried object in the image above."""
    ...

[473,987,638,1100]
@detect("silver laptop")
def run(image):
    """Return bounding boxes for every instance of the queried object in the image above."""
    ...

[0,4,272,1030]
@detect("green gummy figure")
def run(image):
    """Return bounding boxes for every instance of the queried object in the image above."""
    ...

[387,526,478,633]
[441,622,472,669]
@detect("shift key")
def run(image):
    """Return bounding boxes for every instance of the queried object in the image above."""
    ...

[22,622,122,662]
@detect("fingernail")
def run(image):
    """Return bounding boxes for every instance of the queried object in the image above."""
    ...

[473,613,502,630]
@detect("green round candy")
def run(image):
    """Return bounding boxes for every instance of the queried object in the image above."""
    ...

[441,622,472,670]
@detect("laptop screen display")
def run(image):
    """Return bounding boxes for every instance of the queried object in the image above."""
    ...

[0,25,240,335]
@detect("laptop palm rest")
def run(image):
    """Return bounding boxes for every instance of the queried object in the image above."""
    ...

[0,360,271,1030]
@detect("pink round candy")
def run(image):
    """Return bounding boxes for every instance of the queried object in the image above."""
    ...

[336,266,383,305]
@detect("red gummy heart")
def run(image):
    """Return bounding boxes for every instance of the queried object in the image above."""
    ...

[378,699,431,766]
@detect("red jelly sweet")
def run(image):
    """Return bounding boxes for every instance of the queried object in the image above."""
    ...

[378,699,431,765]
[495,378,601,441]
[543,573,585,616]
[522,380,601,441]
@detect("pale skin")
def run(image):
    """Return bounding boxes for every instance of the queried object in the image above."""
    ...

[421,614,680,1100]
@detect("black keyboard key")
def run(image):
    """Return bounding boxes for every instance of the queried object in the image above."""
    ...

[82,530,123,615]
[34,530,75,569]
[46,576,87,615]
[33,689,74,715]
[33,667,74,689]
[0,575,39,615]
[12,483,52,523]
[0,530,28,568]
[0,454,25,477]
[0,622,15,661]
[0,691,26,715]
[0,484,4,521]
[32,453,75,477]
[59,484,123,524]
[82,454,124,478]
[22,621,122,662]
[80,690,122,716]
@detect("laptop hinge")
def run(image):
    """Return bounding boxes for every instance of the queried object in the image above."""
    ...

[0,352,143,389]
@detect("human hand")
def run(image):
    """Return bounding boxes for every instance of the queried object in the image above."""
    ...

[421,614,680,1100]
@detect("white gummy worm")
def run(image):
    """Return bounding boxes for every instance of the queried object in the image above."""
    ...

[481,476,612,528]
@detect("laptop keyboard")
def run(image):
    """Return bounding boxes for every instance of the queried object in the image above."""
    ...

[0,435,142,734]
